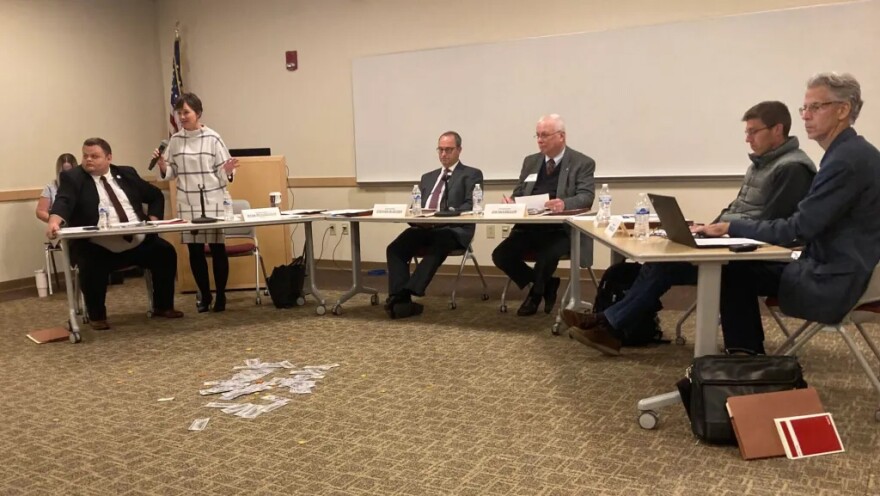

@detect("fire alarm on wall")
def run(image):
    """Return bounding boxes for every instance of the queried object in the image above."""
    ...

[286,51,298,71]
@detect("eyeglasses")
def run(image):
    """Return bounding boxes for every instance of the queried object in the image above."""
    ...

[534,131,562,140]
[436,147,459,154]
[798,101,843,116]
[745,127,768,137]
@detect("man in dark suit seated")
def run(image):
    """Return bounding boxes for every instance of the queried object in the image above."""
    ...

[47,137,184,330]
[700,72,880,354]
[385,131,484,319]
[492,114,595,316]
[563,101,816,356]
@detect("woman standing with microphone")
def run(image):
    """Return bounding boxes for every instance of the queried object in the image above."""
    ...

[154,92,239,312]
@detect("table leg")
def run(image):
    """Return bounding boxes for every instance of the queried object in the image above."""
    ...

[303,222,327,315]
[331,222,378,315]
[635,262,722,427]
[60,239,81,343]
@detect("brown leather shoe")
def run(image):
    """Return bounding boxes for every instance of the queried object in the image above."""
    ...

[561,309,599,329]
[153,309,184,319]
[569,324,622,356]
[89,320,110,331]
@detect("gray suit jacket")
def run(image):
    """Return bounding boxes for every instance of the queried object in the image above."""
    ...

[511,146,596,267]
[730,128,880,324]
[419,162,484,246]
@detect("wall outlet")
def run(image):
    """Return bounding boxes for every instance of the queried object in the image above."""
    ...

[328,225,337,236]
[486,225,495,239]
[341,225,349,236]
[501,225,511,238]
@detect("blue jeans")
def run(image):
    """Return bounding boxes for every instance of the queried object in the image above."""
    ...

[603,262,697,330]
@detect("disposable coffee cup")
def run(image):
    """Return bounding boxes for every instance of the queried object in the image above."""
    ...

[35,269,49,298]
[269,192,282,208]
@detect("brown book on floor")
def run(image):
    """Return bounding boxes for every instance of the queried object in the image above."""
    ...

[726,387,825,460]
[26,327,70,344]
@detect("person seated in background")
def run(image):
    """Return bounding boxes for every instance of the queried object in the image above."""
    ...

[36,153,77,222]
[563,100,816,356]
[700,72,880,355]
[492,114,595,316]
[384,131,483,319]
[47,137,184,330]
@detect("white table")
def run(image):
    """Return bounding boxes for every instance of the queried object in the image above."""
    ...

[331,212,588,331]
[565,219,792,428]
[54,214,326,343]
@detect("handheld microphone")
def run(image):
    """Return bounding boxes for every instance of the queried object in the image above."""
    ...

[148,139,169,170]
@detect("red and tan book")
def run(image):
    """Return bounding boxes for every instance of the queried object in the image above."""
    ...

[775,413,845,459]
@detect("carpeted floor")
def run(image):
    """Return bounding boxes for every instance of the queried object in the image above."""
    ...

[1,273,878,495]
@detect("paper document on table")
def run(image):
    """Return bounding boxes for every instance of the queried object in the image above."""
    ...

[281,209,325,215]
[325,209,371,216]
[695,238,767,247]
[148,218,185,225]
[514,194,549,209]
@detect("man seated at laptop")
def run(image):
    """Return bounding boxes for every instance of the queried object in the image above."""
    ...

[563,101,816,356]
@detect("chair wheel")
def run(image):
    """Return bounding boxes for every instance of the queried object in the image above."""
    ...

[551,323,561,336]
[69,332,81,344]
[499,304,507,313]
[481,293,489,301]
[331,305,341,316]
[675,336,686,345]
[146,311,153,318]
[256,297,262,305]
[638,410,659,430]
[296,296,306,306]
[449,302,457,310]
[370,294,379,305]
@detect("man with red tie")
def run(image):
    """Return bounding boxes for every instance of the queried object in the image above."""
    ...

[384,131,484,319]
[47,138,183,330]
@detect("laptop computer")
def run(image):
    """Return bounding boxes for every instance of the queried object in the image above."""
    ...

[648,193,762,249]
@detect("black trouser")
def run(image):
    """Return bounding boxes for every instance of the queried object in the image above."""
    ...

[187,243,229,301]
[386,227,464,297]
[719,261,787,354]
[75,236,178,321]
[491,225,570,295]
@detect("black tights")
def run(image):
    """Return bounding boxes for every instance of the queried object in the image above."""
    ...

[187,243,229,303]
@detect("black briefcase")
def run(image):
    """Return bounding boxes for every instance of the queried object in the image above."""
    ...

[677,354,808,444]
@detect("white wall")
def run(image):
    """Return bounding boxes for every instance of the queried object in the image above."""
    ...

[0,0,165,282]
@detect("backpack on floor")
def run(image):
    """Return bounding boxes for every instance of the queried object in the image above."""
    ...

[267,256,306,309]
[594,262,667,346]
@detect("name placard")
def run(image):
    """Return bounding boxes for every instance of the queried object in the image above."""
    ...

[241,207,282,221]
[484,203,526,219]
[604,215,624,236]
[372,204,408,218]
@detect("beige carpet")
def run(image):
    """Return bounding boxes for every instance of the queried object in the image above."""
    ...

[1,280,878,495]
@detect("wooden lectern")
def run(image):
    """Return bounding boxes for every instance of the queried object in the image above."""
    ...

[166,155,292,294]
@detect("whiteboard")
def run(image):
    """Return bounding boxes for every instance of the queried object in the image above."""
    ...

[352,0,879,182]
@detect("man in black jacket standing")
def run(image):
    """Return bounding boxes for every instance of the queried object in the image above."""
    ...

[47,137,183,330]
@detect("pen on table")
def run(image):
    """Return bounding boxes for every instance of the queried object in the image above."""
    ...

[502,194,510,203]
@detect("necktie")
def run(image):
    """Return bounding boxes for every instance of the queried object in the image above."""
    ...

[427,170,449,209]
[100,176,133,242]
[546,158,556,175]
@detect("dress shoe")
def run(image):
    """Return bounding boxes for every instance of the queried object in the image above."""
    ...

[197,295,212,313]
[153,309,185,319]
[561,309,600,330]
[89,320,110,331]
[212,294,226,313]
[389,301,423,319]
[384,293,411,315]
[569,321,622,356]
[543,277,561,314]
[516,294,542,316]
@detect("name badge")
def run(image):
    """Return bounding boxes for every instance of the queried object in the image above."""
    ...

[372,204,408,218]
[241,207,282,221]
[484,203,527,218]
[524,173,538,183]
[604,216,624,236]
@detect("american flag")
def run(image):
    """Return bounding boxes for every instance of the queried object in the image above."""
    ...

[169,29,183,134]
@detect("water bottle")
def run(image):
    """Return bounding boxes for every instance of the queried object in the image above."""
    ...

[472,183,484,215]
[596,183,612,225]
[98,206,110,229]
[223,191,234,221]
[635,192,650,240]
[411,185,422,216]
